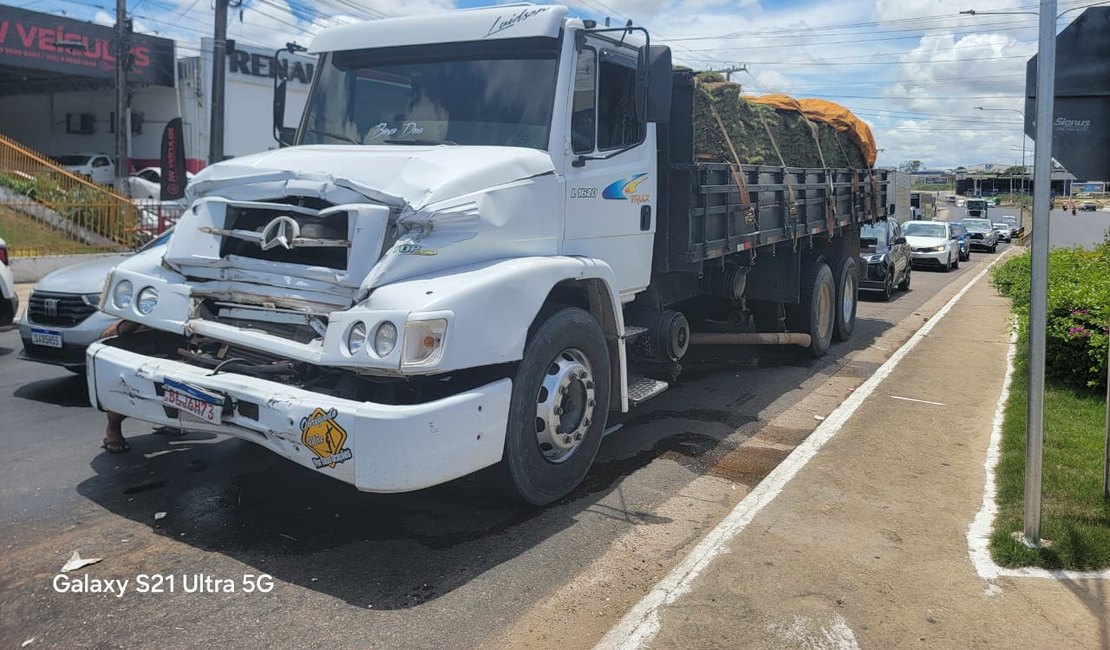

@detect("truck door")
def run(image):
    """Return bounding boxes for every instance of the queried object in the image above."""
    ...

[561,42,656,298]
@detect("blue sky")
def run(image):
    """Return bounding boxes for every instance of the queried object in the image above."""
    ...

[9,0,1102,172]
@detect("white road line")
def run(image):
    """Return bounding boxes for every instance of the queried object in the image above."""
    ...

[967,331,1110,582]
[890,395,947,406]
[596,252,1015,650]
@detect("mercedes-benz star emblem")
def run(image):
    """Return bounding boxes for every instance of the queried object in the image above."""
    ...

[259,216,300,251]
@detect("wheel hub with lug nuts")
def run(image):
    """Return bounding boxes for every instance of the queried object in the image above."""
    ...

[535,348,595,464]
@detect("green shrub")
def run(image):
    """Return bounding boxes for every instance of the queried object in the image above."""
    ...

[992,240,1110,392]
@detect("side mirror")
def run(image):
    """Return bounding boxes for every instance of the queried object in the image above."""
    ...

[888,203,896,215]
[893,236,907,245]
[273,78,290,146]
[642,45,672,123]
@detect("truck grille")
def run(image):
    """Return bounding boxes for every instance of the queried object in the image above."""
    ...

[28,292,97,326]
[218,198,350,270]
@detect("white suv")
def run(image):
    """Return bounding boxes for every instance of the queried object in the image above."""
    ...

[0,237,17,327]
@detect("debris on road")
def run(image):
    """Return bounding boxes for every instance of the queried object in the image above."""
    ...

[154,512,166,521]
[21,637,34,647]
[61,551,102,573]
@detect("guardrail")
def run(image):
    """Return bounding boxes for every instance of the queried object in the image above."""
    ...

[0,132,165,257]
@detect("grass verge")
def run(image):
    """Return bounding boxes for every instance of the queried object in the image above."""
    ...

[991,342,1110,570]
[0,204,110,256]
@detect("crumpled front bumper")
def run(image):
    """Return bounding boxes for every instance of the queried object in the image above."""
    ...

[86,341,512,492]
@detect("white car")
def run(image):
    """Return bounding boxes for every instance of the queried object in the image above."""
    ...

[0,236,17,327]
[57,153,115,185]
[902,220,960,272]
[127,167,195,202]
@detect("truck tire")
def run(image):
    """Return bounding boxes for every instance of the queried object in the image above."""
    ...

[787,262,835,358]
[831,256,858,341]
[496,307,611,506]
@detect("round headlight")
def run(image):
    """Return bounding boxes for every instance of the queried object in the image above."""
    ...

[373,321,397,357]
[112,280,133,309]
[346,322,367,355]
[136,286,158,315]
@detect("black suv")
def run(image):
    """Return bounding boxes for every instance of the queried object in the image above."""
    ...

[859,218,911,300]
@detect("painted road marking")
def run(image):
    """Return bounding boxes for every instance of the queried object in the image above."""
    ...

[597,250,1016,650]
[889,395,947,406]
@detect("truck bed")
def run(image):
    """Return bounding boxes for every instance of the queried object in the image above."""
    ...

[655,69,891,275]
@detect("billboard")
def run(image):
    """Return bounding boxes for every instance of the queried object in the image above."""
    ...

[0,6,175,87]
[1024,7,1110,180]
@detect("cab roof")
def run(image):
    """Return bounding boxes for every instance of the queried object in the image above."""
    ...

[310,4,570,54]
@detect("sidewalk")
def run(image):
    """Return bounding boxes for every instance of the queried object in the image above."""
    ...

[612,271,1110,647]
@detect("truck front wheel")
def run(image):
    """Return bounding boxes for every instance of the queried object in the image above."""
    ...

[497,307,612,506]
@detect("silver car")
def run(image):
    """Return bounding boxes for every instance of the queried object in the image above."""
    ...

[18,229,173,371]
[961,218,999,252]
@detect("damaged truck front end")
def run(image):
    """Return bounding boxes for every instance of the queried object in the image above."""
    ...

[87,146,565,492]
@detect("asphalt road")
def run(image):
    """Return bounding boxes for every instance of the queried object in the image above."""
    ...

[0,243,1012,649]
[1046,207,1110,248]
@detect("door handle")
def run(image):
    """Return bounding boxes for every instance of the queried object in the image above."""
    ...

[640,205,651,231]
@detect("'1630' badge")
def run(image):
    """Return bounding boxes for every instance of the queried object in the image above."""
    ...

[300,407,353,469]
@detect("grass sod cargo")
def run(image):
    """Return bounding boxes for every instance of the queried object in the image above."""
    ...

[691,72,867,170]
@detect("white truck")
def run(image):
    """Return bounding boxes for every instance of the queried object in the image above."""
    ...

[87,5,892,505]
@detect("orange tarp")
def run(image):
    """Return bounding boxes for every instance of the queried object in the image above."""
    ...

[748,94,878,168]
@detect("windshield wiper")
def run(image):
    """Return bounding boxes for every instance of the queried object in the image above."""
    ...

[383,139,458,146]
[302,128,361,145]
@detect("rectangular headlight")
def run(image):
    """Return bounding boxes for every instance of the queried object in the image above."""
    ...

[402,319,447,367]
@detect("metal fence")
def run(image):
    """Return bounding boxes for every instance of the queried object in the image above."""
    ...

[0,132,177,257]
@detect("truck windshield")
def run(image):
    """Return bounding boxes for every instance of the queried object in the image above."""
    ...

[300,38,560,150]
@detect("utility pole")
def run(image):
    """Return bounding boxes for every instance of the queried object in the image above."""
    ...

[711,64,748,82]
[114,0,130,189]
[209,0,231,164]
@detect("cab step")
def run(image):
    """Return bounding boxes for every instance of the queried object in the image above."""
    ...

[622,325,649,340]
[627,376,669,407]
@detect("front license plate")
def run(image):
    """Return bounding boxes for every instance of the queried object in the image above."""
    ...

[30,328,63,349]
[162,378,224,425]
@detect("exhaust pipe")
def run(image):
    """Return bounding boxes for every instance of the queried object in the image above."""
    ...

[689,332,812,348]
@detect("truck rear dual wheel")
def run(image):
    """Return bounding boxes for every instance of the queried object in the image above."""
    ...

[787,262,836,358]
[496,307,612,506]
[831,256,858,341]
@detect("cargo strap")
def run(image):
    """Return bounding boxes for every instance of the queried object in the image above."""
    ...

[756,112,799,249]
[851,171,866,223]
[706,101,757,226]
[802,118,837,240]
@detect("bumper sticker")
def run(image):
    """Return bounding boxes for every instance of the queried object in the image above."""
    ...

[300,407,353,469]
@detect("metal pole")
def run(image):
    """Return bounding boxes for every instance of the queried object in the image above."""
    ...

[209,0,229,164]
[114,0,129,189]
[1023,0,1056,548]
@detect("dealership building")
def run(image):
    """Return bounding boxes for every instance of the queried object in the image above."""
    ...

[0,5,311,172]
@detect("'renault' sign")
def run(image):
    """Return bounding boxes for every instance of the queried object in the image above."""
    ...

[0,6,174,87]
